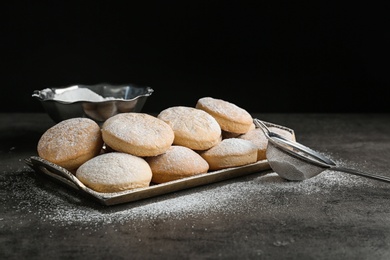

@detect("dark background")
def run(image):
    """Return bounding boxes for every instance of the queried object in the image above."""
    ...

[2,1,389,114]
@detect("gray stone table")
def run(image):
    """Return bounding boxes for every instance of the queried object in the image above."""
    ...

[1,113,390,259]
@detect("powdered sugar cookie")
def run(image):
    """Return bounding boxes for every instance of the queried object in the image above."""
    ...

[76,152,152,193]
[196,97,253,134]
[269,126,296,142]
[146,145,209,184]
[37,118,103,170]
[101,113,174,157]
[157,106,221,150]
[199,138,257,170]
[239,126,296,161]
[222,122,256,139]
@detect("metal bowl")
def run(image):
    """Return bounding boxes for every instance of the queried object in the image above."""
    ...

[32,83,154,123]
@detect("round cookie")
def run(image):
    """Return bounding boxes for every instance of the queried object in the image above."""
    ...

[269,126,296,142]
[239,126,296,161]
[199,138,257,171]
[157,106,221,150]
[238,128,268,161]
[37,117,103,170]
[222,122,256,139]
[196,97,253,134]
[146,145,209,184]
[101,113,174,157]
[76,152,152,193]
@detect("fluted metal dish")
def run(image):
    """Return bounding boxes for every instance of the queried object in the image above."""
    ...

[32,83,154,123]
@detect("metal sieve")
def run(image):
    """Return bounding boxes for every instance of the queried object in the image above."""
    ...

[254,119,390,183]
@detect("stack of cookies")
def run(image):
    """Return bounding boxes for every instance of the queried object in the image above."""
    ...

[37,97,295,193]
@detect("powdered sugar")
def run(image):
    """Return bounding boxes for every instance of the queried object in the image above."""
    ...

[7,153,379,229]
[52,88,117,102]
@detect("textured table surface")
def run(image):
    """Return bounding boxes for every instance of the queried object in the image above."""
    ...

[1,113,390,260]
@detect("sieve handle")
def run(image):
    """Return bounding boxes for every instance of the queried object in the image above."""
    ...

[332,166,390,183]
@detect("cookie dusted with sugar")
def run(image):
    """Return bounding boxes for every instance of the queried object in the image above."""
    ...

[199,138,257,171]
[101,113,174,157]
[76,152,152,193]
[239,126,296,161]
[196,97,253,134]
[238,128,268,161]
[268,126,296,142]
[146,145,209,184]
[157,106,222,150]
[37,117,103,171]
[222,123,256,139]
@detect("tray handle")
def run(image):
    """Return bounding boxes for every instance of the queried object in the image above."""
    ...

[28,156,87,191]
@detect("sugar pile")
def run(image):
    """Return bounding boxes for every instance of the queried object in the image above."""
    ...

[3,155,380,227]
[52,88,117,102]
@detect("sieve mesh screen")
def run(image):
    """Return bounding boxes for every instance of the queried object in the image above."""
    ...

[266,142,326,181]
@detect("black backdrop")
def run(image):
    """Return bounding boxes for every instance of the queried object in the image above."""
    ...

[2,1,389,113]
